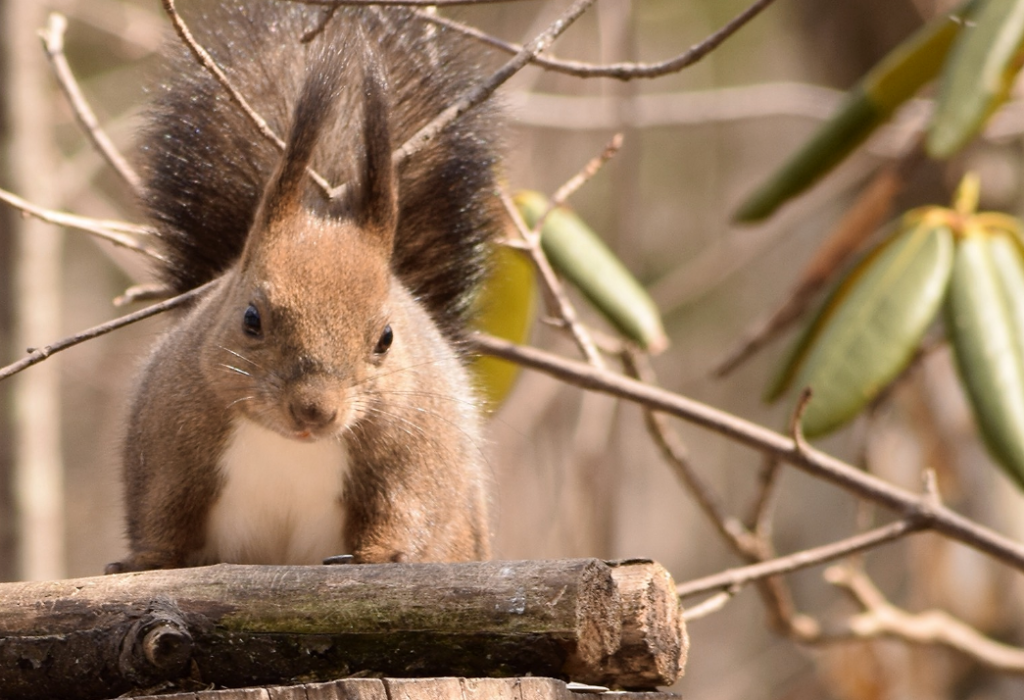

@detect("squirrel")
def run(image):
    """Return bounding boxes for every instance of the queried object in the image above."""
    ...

[106,0,501,572]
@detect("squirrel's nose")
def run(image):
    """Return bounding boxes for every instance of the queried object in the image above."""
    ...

[288,398,338,431]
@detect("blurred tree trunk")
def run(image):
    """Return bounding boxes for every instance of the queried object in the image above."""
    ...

[4,0,66,581]
[0,0,17,583]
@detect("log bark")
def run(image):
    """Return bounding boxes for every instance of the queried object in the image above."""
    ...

[0,559,686,700]
[152,676,677,700]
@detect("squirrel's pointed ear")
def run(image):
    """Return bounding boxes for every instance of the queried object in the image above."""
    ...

[350,50,397,250]
[247,45,344,246]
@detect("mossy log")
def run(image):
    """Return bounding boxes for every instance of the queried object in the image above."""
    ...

[0,558,686,700]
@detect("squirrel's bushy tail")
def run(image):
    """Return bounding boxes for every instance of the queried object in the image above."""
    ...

[138,1,502,339]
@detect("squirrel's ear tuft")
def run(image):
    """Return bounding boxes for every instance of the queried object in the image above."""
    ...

[251,44,346,235]
[350,49,397,250]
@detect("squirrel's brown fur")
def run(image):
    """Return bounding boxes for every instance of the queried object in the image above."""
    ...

[108,1,500,572]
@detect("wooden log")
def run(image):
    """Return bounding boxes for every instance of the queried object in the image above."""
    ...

[149,676,678,700]
[0,559,686,700]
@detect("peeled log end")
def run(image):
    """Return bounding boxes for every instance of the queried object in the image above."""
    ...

[600,559,688,689]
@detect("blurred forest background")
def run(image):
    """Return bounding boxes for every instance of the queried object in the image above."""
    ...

[4,0,1024,698]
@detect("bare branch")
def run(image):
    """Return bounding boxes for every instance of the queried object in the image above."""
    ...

[0,281,216,383]
[922,469,943,510]
[300,4,339,43]
[676,519,922,599]
[0,186,161,260]
[621,350,757,555]
[113,283,174,306]
[159,0,333,195]
[619,350,802,635]
[416,0,781,80]
[714,140,924,378]
[826,565,1024,673]
[747,452,783,539]
[550,133,624,208]
[166,0,595,203]
[382,0,599,187]
[505,133,625,368]
[469,333,1024,573]
[40,13,143,196]
[789,387,813,456]
[499,190,605,368]
[681,588,738,622]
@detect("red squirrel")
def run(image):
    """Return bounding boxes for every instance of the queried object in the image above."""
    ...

[106,1,500,572]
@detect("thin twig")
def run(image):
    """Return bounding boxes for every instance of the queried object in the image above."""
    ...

[747,452,782,539]
[40,13,142,195]
[621,349,802,633]
[825,565,1024,672]
[300,4,339,43]
[380,0,599,191]
[529,132,625,291]
[114,283,174,306]
[415,0,781,80]
[551,133,624,208]
[682,588,739,621]
[789,387,813,456]
[468,332,1024,573]
[675,519,922,599]
[499,189,605,368]
[713,138,925,378]
[514,133,625,367]
[159,0,333,195]
[0,281,216,383]
[622,349,757,554]
[168,0,593,202]
[0,186,161,260]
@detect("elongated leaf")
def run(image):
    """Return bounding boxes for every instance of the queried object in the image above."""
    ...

[764,230,895,403]
[736,0,977,222]
[929,0,1024,158]
[946,230,1024,487]
[764,209,932,401]
[515,191,668,353]
[770,220,954,437]
[471,243,538,411]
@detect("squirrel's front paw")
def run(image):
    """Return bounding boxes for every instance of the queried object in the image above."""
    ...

[349,545,409,563]
[104,561,128,575]
[105,550,184,573]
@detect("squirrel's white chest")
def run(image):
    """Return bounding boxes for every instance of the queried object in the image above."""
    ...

[201,418,349,565]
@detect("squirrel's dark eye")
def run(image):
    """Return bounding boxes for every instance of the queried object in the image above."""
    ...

[374,324,393,355]
[242,304,262,337]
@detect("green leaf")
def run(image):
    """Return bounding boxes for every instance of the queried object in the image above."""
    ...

[929,0,1024,158]
[763,230,894,403]
[769,220,955,437]
[736,1,977,222]
[946,230,1024,487]
[515,191,668,353]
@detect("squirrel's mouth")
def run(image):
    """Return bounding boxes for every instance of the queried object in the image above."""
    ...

[284,420,340,442]
[243,406,343,442]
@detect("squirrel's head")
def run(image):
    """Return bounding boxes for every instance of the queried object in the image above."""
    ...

[200,45,402,441]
